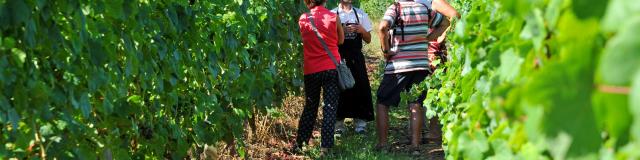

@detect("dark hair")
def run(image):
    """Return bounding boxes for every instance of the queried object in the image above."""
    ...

[313,0,326,5]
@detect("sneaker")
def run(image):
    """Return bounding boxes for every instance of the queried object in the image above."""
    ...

[354,119,367,134]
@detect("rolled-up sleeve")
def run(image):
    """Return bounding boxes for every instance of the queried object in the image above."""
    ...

[382,5,397,26]
[359,9,374,32]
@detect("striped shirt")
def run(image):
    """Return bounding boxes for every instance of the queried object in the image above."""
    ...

[383,0,436,74]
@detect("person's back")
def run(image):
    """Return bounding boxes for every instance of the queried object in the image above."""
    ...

[293,0,345,155]
[383,1,436,74]
[299,6,341,75]
[375,0,451,153]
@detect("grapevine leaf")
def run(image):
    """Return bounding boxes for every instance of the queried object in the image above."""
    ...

[488,139,514,160]
[8,108,19,130]
[0,96,7,123]
[498,48,523,82]
[601,0,640,32]
[548,132,572,160]
[8,0,30,25]
[3,37,16,48]
[572,0,608,20]
[0,56,6,84]
[520,9,546,51]
[127,95,142,106]
[630,70,640,139]
[599,17,640,86]
[545,0,564,30]
[592,91,631,144]
[39,123,54,136]
[11,48,26,67]
[525,14,602,157]
[462,131,489,159]
[24,19,36,47]
[89,39,108,67]
[80,93,91,118]
[105,0,125,20]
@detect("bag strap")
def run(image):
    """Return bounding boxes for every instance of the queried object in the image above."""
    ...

[306,13,340,67]
[393,2,404,41]
[418,3,434,26]
[394,1,435,41]
[336,7,360,24]
[354,8,360,24]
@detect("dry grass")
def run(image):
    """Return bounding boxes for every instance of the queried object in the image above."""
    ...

[208,21,388,160]
[209,95,311,160]
[208,21,444,160]
[245,96,306,159]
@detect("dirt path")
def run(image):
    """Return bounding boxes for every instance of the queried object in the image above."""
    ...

[214,25,445,159]
[212,48,445,160]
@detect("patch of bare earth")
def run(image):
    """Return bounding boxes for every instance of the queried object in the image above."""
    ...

[244,96,308,160]
[213,40,445,160]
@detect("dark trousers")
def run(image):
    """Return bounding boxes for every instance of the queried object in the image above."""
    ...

[295,70,339,148]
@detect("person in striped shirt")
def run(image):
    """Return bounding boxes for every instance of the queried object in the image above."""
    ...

[374,0,451,152]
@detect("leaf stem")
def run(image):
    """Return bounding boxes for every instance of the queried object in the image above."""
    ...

[597,85,630,94]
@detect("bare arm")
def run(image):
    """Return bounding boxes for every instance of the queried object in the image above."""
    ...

[437,25,451,43]
[337,16,345,45]
[361,28,372,43]
[349,24,372,43]
[378,20,392,59]
[361,11,373,43]
[433,0,460,19]
[427,17,450,41]
[433,0,459,43]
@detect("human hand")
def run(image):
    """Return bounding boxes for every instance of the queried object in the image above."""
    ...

[382,49,394,60]
[384,53,393,60]
[347,24,366,34]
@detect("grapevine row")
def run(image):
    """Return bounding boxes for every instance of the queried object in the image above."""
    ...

[420,0,640,159]
[0,0,304,158]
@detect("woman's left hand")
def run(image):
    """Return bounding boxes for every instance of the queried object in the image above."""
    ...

[349,24,366,34]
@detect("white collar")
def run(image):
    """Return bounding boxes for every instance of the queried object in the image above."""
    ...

[338,3,355,13]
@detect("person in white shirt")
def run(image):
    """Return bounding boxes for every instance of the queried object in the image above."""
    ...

[331,0,375,135]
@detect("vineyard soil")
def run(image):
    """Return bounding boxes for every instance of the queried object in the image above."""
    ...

[215,24,446,159]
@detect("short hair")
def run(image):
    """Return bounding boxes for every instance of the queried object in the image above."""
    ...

[313,0,326,5]
[305,0,326,6]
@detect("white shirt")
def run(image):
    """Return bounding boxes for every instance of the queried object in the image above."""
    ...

[331,5,373,32]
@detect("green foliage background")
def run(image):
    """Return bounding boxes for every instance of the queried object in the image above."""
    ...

[418,0,640,159]
[1,0,639,159]
[0,0,306,159]
[361,0,394,20]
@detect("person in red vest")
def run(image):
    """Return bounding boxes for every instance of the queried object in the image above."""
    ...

[292,0,344,156]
